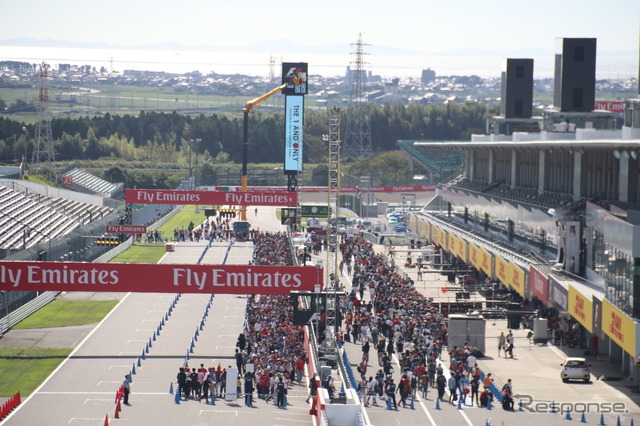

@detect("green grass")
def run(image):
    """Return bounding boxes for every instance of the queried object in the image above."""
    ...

[12,301,118,329]
[0,348,72,396]
[110,243,168,263]
[156,206,208,238]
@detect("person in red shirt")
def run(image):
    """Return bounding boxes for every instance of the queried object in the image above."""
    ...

[295,358,305,384]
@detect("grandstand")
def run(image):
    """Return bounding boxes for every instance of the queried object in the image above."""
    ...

[397,140,465,183]
[0,184,115,256]
[60,166,124,199]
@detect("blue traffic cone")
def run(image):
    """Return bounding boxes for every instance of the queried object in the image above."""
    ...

[174,388,181,404]
[436,398,441,410]
[565,409,572,420]
[518,399,523,411]
[387,396,392,410]
[617,416,621,426]
[630,418,634,426]
[410,395,415,410]
[485,420,491,426]
[169,382,174,394]
[148,337,153,348]
[128,373,132,383]
[131,363,136,375]
[211,392,216,405]
[487,397,492,410]
[137,357,141,368]
[152,331,156,341]
[145,342,149,354]
[581,412,587,423]
[600,413,606,425]
[457,397,462,410]
[551,401,557,414]
[141,349,146,360]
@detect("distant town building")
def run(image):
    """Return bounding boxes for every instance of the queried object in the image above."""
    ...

[421,68,436,85]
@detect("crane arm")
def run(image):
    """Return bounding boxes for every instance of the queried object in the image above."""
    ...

[244,84,287,113]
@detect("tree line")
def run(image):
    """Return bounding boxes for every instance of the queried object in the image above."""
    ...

[0,102,493,166]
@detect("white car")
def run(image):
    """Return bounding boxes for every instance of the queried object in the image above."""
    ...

[560,357,591,382]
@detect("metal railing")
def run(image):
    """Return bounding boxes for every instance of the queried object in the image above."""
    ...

[0,291,58,336]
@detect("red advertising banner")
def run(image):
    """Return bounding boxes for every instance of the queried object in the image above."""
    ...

[528,265,549,305]
[62,175,73,186]
[106,225,148,234]
[204,185,437,193]
[594,101,624,113]
[0,262,323,295]
[125,189,297,206]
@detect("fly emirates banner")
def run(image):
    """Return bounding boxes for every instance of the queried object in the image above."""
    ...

[0,262,322,295]
[125,189,297,206]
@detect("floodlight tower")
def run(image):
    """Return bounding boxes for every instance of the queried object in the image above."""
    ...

[343,33,372,160]
[32,62,56,164]
[325,105,341,333]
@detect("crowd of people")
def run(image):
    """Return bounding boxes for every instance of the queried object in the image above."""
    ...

[335,234,515,410]
[174,231,307,407]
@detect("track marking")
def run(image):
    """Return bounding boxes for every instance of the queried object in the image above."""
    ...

[1,293,133,423]
[199,410,238,415]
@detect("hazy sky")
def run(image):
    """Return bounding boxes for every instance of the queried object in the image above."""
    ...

[2,0,639,54]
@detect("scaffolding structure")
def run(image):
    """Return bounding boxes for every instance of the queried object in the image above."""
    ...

[325,105,341,333]
[32,62,56,164]
[343,33,372,159]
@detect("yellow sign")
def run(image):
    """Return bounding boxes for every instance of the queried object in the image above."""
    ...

[495,256,510,287]
[469,243,480,270]
[602,299,637,357]
[456,236,467,262]
[568,285,593,333]
[438,228,448,250]
[431,226,440,246]
[509,262,525,297]
[478,247,492,277]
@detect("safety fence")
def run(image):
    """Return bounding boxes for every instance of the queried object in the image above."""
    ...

[0,291,58,336]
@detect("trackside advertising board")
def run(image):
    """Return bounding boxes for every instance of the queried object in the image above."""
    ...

[0,262,322,295]
[284,95,304,173]
[106,225,147,234]
[125,189,297,206]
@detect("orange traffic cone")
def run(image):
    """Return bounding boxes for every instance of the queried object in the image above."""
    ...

[116,399,122,412]
[114,404,120,419]
[104,414,109,426]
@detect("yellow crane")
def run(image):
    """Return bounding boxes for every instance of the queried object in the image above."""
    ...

[239,84,286,220]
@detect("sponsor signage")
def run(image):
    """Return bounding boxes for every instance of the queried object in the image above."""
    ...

[495,256,509,288]
[284,95,304,173]
[478,247,492,277]
[509,262,525,297]
[205,185,437,193]
[106,225,147,234]
[602,299,637,356]
[568,285,593,333]
[126,189,297,207]
[0,261,322,295]
[528,265,549,305]
[282,62,308,96]
[469,243,479,270]
[592,296,603,338]
[549,276,568,311]
[62,175,73,186]
[437,228,448,251]
[594,101,624,113]
[301,205,330,217]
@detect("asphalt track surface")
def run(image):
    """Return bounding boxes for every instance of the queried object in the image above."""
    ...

[2,204,639,425]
